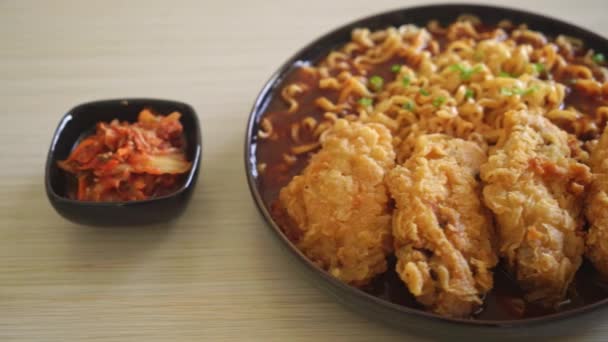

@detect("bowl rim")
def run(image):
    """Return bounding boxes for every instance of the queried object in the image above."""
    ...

[45,98,202,207]
[244,3,608,328]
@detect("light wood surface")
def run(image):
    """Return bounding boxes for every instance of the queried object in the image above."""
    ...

[2,0,608,340]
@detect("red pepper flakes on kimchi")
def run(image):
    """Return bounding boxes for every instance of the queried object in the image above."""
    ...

[57,108,192,201]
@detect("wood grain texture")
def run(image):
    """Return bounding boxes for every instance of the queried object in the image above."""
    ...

[1,0,607,340]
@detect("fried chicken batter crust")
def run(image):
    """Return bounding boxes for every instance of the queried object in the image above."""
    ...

[586,127,608,278]
[481,111,591,307]
[278,119,396,286]
[387,134,497,317]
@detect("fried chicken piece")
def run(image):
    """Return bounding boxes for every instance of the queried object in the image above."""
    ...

[480,110,591,307]
[278,119,396,286]
[585,127,608,278]
[386,134,497,318]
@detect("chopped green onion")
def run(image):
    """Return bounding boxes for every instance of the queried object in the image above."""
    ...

[450,63,483,80]
[464,88,475,100]
[391,64,402,73]
[518,85,540,95]
[433,96,446,108]
[498,71,514,78]
[403,101,415,111]
[593,53,605,64]
[419,88,430,96]
[466,65,483,80]
[369,75,384,91]
[358,97,373,106]
[450,64,466,73]
[500,85,539,96]
[402,76,411,87]
[500,87,513,96]
[533,63,545,74]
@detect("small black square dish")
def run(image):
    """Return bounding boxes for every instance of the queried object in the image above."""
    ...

[45,98,202,226]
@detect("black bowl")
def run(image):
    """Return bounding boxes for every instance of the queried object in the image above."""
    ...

[245,3,608,333]
[46,98,202,226]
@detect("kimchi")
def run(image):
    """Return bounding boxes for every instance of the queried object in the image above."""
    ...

[58,109,192,201]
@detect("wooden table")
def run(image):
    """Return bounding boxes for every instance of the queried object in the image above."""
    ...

[2,0,608,340]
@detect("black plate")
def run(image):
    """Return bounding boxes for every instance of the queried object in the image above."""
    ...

[46,98,202,226]
[244,4,608,333]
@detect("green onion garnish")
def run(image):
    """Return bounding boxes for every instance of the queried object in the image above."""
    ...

[391,64,402,73]
[465,88,474,100]
[419,88,430,96]
[593,53,605,64]
[534,63,545,74]
[450,64,465,72]
[500,85,539,96]
[402,76,411,87]
[403,101,415,111]
[467,65,483,79]
[450,64,467,73]
[358,97,373,106]
[369,75,384,91]
[450,64,483,80]
[433,96,446,108]
[500,87,513,96]
[498,71,514,78]
[518,85,540,95]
